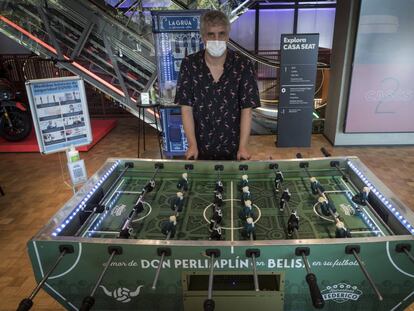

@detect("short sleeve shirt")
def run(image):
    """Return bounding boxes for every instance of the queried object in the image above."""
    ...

[174,49,260,160]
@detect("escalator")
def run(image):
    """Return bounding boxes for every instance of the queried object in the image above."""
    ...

[0,0,158,126]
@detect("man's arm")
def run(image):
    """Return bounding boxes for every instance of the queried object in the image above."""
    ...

[237,107,252,160]
[181,105,198,160]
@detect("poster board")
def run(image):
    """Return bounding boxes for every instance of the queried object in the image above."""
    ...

[25,76,92,154]
[277,33,319,147]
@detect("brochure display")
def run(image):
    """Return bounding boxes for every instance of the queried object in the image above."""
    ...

[25,76,92,154]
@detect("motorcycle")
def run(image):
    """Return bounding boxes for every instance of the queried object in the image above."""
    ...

[0,78,32,141]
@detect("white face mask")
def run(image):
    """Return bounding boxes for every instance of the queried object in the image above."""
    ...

[206,40,227,57]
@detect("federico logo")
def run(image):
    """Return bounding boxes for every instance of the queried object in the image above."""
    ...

[100,285,143,303]
[321,283,362,303]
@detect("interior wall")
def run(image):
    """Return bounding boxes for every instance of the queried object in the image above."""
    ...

[324,0,414,145]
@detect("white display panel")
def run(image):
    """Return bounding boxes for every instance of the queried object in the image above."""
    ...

[25,76,92,154]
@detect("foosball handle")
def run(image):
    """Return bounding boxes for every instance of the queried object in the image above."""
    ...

[204,298,215,311]
[80,296,95,311]
[320,147,331,157]
[17,298,33,311]
[305,273,325,309]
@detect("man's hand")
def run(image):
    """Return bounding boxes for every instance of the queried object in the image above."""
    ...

[237,146,251,161]
[186,144,198,160]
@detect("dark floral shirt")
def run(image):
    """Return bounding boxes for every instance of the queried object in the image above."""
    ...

[175,49,260,160]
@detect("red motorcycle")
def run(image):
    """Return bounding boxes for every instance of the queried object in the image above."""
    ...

[0,78,32,141]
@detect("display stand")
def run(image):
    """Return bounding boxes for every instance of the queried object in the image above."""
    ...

[137,102,163,158]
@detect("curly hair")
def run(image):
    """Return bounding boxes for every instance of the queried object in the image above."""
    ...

[200,10,230,36]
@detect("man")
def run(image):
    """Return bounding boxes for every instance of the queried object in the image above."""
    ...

[175,10,260,160]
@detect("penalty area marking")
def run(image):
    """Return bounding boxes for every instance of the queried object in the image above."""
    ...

[132,202,152,223]
[313,202,335,223]
[203,199,262,230]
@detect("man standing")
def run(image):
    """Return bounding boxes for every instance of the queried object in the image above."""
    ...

[175,10,260,160]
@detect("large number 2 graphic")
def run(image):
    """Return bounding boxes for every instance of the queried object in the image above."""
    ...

[375,77,399,114]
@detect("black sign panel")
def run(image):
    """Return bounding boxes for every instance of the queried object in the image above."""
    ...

[277,33,319,147]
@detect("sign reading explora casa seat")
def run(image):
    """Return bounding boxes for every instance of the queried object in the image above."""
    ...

[152,10,204,157]
[277,33,319,147]
[25,76,92,154]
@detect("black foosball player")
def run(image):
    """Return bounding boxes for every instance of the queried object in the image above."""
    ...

[335,219,351,238]
[352,186,370,206]
[244,217,256,240]
[279,188,291,211]
[214,191,223,207]
[144,179,156,193]
[171,192,184,216]
[209,223,222,240]
[161,215,177,238]
[287,210,300,237]
[241,200,254,219]
[318,196,339,218]
[310,177,325,195]
[215,180,224,193]
[209,204,223,231]
[241,186,251,204]
[177,173,188,191]
[240,174,249,189]
[274,170,284,191]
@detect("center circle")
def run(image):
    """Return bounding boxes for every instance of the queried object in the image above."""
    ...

[203,198,262,230]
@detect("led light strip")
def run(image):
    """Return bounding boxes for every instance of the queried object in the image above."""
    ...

[347,160,414,235]
[88,191,121,237]
[51,161,121,236]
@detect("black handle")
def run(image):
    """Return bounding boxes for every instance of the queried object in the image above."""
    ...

[204,299,215,311]
[306,273,325,309]
[296,153,303,159]
[80,296,95,311]
[320,147,331,157]
[16,298,33,311]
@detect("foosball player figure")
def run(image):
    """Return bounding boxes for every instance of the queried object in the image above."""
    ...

[241,186,251,204]
[274,170,284,191]
[310,177,325,195]
[240,174,249,189]
[161,215,177,238]
[318,196,339,218]
[241,200,254,219]
[177,173,188,191]
[171,192,184,216]
[214,191,223,206]
[143,179,156,193]
[279,188,291,212]
[244,217,256,240]
[287,210,300,237]
[352,186,370,206]
[209,204,223,231]
[335,219,351,238]
[215,180,224,193]
[209,223,222,241]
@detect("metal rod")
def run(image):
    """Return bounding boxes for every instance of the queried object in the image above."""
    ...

[403,248,414,264]
[151,232,171,290]
[28,249,67,299]
[207,254,215,300]
[301,253,311,274]
[351,249,383,301]
[151,252,165,290]
[90,251,116,297]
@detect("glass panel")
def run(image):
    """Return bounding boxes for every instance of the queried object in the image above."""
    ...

[345,0,414,133]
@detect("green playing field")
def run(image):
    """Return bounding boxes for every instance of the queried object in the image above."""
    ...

[83,171,391,240]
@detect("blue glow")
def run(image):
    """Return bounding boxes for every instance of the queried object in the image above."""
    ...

[347,160,413,235]
[52,161,121,236]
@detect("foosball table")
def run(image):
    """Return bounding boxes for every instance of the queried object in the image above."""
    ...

[18,155,414,311]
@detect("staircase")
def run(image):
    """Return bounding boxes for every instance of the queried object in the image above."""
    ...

[0,0,158,125]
